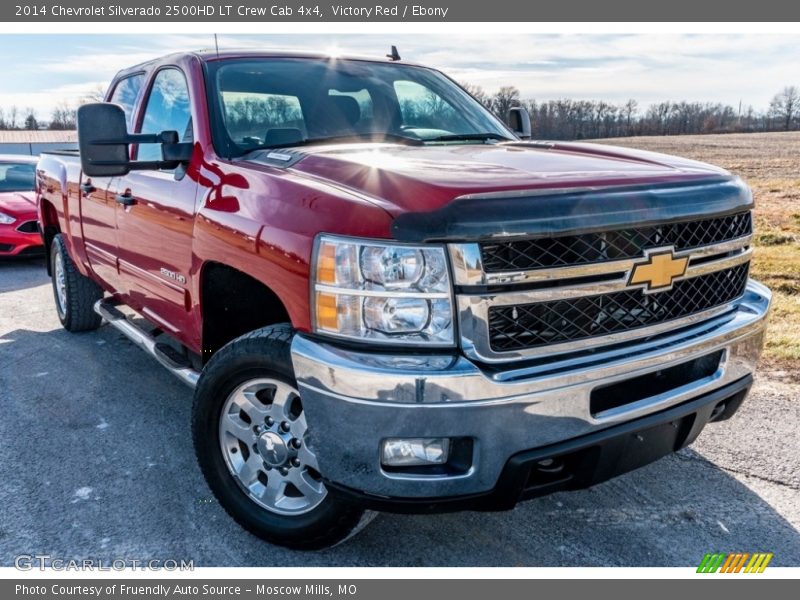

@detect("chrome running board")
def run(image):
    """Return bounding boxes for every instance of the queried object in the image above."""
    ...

[94,299,200,389]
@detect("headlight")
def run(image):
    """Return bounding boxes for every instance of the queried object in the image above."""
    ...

[312,235,454,345]
[0,211,16,225]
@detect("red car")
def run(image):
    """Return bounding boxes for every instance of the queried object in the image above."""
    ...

[0,155,41,257]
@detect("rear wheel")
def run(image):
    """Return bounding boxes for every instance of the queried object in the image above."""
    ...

[192,324,373,550]
[50,234,103,332]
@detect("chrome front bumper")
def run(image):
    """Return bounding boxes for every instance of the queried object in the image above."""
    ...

[291,280,771,500]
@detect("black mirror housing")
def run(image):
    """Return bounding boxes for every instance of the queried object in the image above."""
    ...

[77,102,191,177]
[78,103,131,177]
[508,106,532,139]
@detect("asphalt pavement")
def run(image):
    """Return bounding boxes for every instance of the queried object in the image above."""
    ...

[1,258,798,567]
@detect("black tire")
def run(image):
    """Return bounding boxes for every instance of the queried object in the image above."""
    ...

[50,234,103,332]
[192,324,370,550]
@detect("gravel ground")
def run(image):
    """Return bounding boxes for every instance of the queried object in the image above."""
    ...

[1,258,798,567]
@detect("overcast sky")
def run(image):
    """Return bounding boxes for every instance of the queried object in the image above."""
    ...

[1,33,798,120]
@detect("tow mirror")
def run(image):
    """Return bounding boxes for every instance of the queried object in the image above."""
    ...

[507,106,532,139]
[77,103,191,177]
[77,104,130,177]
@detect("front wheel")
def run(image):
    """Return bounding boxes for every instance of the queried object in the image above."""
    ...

[192,324,372,550]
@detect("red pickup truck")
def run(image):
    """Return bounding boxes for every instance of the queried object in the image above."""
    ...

[36,50,771,549]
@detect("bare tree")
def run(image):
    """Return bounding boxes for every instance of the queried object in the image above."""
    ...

[459,82,492,110]
[769,86,799,131]
[8,105,19,129]
[623,99,638,133]
[50,101,77,130]
[491,86,520,121]
[593,100,615,138]
[80,84,107,104]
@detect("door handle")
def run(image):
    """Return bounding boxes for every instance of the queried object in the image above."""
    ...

[80,181,95,194]
[115,192,136,206]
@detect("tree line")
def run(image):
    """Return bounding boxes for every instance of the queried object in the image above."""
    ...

[0,85,104,131]
[0,83,797,139]
[462,83,800,139]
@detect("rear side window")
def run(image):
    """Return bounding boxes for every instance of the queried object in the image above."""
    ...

[109,74,145,129]
[137,68,193,163]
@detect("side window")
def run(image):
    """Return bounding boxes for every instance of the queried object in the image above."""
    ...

[393,80,467,132]
[109,74,145,129]
[137,69,193,163]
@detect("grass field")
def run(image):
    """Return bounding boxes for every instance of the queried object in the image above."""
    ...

[603,132,800,374]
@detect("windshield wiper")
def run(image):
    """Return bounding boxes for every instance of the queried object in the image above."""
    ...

[250,132,424,151]
[424,133,512,143]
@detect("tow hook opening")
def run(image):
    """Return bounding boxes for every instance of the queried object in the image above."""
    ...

[709,401,727,422]
[707,387,750,423]
[534,458,564,474]
[524,450,588,490]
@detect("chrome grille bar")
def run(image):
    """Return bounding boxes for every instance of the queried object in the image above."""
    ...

[450,234,751,287]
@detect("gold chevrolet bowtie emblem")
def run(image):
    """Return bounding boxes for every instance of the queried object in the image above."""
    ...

[629,249,689,292]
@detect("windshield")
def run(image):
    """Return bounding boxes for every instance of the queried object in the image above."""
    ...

[207,58,514,157]
[0,162,35,192]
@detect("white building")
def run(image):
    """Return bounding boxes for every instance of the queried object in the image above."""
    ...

[0,130,77,155]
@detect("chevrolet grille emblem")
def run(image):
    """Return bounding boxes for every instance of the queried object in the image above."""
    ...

[628,248,689,293]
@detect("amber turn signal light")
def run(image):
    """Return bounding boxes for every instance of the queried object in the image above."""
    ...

[315,291,339,331]
[316,242,337,285]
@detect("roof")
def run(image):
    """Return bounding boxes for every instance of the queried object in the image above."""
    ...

[195,49,407,62]
[0,154,38,163]
[0,130,77,143]
[120,49,423,73]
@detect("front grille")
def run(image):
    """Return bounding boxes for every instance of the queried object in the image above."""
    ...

[0,243,14,252]
[15,220,39,234]
[488,263,749,352]
[480,211,752,273]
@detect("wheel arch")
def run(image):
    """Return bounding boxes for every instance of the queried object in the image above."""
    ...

[198,261,293,363]
[39,198,61,276]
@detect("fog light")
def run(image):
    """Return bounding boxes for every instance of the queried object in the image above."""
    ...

[381,438,450,467]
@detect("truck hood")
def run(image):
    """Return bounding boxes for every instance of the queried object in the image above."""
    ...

[0,191,36,216]
[284,141,730,216]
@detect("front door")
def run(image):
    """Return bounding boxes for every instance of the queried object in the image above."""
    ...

[114,67,198,339]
